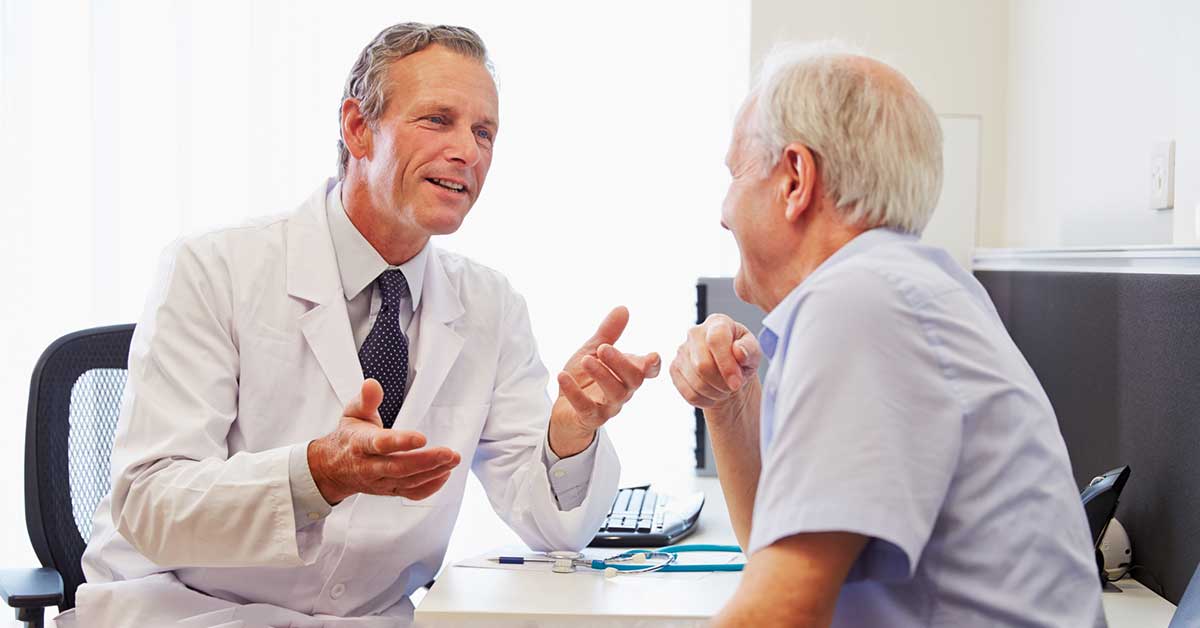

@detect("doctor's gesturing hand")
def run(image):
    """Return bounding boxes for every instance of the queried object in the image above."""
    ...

[307,378,462,505]
[549,306,662,458]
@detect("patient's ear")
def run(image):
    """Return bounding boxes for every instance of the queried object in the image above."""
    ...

[781,144,817,223]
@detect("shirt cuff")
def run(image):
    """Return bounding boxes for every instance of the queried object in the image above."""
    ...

[289,442,333,530]
[542,433,598,511]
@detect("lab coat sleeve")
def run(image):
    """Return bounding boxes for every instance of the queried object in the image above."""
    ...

[471,289,620,552]
[108,237,318,568]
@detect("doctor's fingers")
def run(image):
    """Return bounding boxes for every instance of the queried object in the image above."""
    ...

[597,344,660,388]
[389,470,455,501]
[558,371,611,423]
[362,428,427,456]
[580,306,631,353]
[343,379,386,423]
[582,355,633,405]
[371,447,461,478]
[370,460,457,492]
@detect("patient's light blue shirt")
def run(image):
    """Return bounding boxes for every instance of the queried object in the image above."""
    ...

[751,228,1105,627]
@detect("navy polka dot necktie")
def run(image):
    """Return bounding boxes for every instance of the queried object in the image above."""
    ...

[358,269,410,429]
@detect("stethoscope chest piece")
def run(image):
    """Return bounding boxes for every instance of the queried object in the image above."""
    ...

[549,550,582,573]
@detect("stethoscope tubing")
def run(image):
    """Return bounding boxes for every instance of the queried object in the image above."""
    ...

[597,543,744,572]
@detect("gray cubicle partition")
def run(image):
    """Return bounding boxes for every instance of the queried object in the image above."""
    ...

[976,268,1200,605]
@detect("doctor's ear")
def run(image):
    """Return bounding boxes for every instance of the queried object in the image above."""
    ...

[340,98,372,162]
[781,143,818,223]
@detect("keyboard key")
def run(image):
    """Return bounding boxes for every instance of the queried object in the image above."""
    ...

[608,519,637,532]
[613,489,633,515]
[628,489,646,515]
[642,492,657,515]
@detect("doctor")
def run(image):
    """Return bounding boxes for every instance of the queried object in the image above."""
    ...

[73,22,659,627]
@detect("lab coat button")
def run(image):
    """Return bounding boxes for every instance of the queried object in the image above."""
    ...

[330,583,346,599]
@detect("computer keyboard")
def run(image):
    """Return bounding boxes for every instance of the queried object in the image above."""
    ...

[590,484,705,547]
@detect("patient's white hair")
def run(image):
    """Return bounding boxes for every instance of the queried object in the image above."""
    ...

[747,41,943,234]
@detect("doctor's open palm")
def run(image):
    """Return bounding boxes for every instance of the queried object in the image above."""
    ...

[307,378,462,505]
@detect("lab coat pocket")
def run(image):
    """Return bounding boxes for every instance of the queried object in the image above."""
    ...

[400,403,489,507]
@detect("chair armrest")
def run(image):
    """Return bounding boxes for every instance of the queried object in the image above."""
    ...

[0,568,63,609]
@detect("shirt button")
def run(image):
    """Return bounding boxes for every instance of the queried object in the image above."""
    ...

[552,469,566,478]
[307,512,321,521]
[330,583,346,599]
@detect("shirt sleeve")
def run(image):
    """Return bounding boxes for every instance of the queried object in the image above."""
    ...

[748,266,963,582]
[542,434,599,510]
[288,443,333,529]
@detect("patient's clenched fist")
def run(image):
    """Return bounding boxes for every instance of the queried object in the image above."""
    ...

[669,314,762,410]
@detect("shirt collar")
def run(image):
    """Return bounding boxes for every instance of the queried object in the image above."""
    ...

[759,227,916,359]
[326,183,427,310]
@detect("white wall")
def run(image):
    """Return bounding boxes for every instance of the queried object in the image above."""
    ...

[749,0,1010,248]
[1006,0,1200,247]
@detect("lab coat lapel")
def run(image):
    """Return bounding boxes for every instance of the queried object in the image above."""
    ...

[287,182,362,409]
[395,249,465,425]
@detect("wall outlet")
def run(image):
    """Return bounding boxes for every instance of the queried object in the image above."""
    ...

[1149,140,1175,210]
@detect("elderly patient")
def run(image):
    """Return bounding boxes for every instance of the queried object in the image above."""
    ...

[669,42,1105,627]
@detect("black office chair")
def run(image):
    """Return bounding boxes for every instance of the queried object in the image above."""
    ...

[1080,465,1131,585]
[0,325,134,628]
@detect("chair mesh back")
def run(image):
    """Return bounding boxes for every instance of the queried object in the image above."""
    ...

[67,368,127,541]
[26,325,134,610]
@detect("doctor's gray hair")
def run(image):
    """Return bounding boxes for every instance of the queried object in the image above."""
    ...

[746,41,943,234]
[337,23,493,180]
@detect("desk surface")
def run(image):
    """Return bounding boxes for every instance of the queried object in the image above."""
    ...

[6,476,1178,628]
[416,475,1178,628]
[415,476,739,627]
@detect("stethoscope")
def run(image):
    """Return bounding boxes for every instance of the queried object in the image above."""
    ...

[491,544,744,577]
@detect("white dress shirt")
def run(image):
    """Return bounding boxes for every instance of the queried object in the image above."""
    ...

[286,185,597,526]
[752,228,1105,627]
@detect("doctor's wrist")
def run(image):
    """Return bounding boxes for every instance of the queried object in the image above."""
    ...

[547,419,596,459]
[307,438,351,505]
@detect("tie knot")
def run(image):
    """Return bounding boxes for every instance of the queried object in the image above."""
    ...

[376,269,410,310]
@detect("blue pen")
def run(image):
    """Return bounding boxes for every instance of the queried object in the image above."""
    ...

[490,556,558,565]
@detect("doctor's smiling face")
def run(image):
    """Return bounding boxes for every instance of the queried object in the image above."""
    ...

[340,44,499,263]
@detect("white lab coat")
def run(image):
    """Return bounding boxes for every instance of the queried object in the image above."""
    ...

[67,181,620,628]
